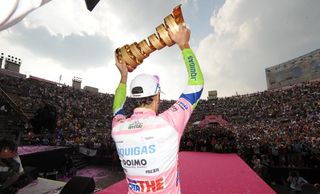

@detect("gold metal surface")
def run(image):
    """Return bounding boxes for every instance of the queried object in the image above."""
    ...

[120,46,137,67]
[129,42,145,61]
[156,24,174,46]
[138,40,155,55]
[164,15,179,34]
[115,4,184,72]
[148,33,165,50]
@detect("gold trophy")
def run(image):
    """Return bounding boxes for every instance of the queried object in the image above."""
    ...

[115,4,185,72]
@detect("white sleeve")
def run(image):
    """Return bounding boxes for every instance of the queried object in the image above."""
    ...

[0,0,51,31]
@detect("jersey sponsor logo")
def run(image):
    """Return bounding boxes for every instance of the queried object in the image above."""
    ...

[146,168,159,174]
[128,177,165,192]
[188,56,197,81]
[117,144,156,157]
[128,121,143,129]
[122,159,147,168]
[177,101,188,111]
[170,106,178,112]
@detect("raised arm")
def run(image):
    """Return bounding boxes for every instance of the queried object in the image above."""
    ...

[160,24,204,135]
[112,50,128,117]
[170,24,204,109]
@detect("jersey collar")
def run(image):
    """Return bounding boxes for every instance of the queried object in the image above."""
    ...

[132,108,156,118]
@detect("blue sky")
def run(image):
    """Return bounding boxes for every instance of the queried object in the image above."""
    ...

[181,0,224,46]
[1,0,320,99]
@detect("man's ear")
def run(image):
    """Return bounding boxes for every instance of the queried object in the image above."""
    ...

[151,93,160,104]
[156,93,160,101]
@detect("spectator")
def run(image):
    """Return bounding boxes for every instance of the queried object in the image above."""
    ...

[287,171,308,194]
[0,139,24,193]
[1,71,320,186]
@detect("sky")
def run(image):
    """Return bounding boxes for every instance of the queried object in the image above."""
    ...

[1,0,320,100]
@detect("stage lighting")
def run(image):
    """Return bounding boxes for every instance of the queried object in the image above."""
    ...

[85,0,100,11]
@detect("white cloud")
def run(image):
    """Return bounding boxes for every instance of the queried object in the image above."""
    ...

[198,0,320,97]
[0,0,196,99]
[25,0,188,46]
[6,24,113,69]
[8,0,320,100]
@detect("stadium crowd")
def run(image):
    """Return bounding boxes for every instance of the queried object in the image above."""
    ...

[1,74,114,149]
[1,73,320,188]
[181,81,320,185]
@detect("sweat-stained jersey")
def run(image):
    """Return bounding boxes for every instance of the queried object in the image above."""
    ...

[112,48,204,194]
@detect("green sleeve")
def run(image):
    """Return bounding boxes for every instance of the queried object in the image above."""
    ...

[113,83,126,116]
[182,48,204,86]
[179,48,204,110]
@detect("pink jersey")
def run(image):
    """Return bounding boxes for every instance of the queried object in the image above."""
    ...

[112,48,204,194]
[112,98,192,194]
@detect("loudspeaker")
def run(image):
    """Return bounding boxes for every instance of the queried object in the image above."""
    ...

[60,176,95,194]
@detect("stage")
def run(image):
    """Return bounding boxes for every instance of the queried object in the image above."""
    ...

[18,145,73,173]
[15,149,276,193]
[97,152,276,194]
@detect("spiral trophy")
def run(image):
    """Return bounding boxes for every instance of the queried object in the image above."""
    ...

[116,4,185,72]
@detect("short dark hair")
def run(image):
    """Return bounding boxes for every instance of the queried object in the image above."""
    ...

[0,139,17,152]
[290,171,299,177]
[133,96,155,107]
